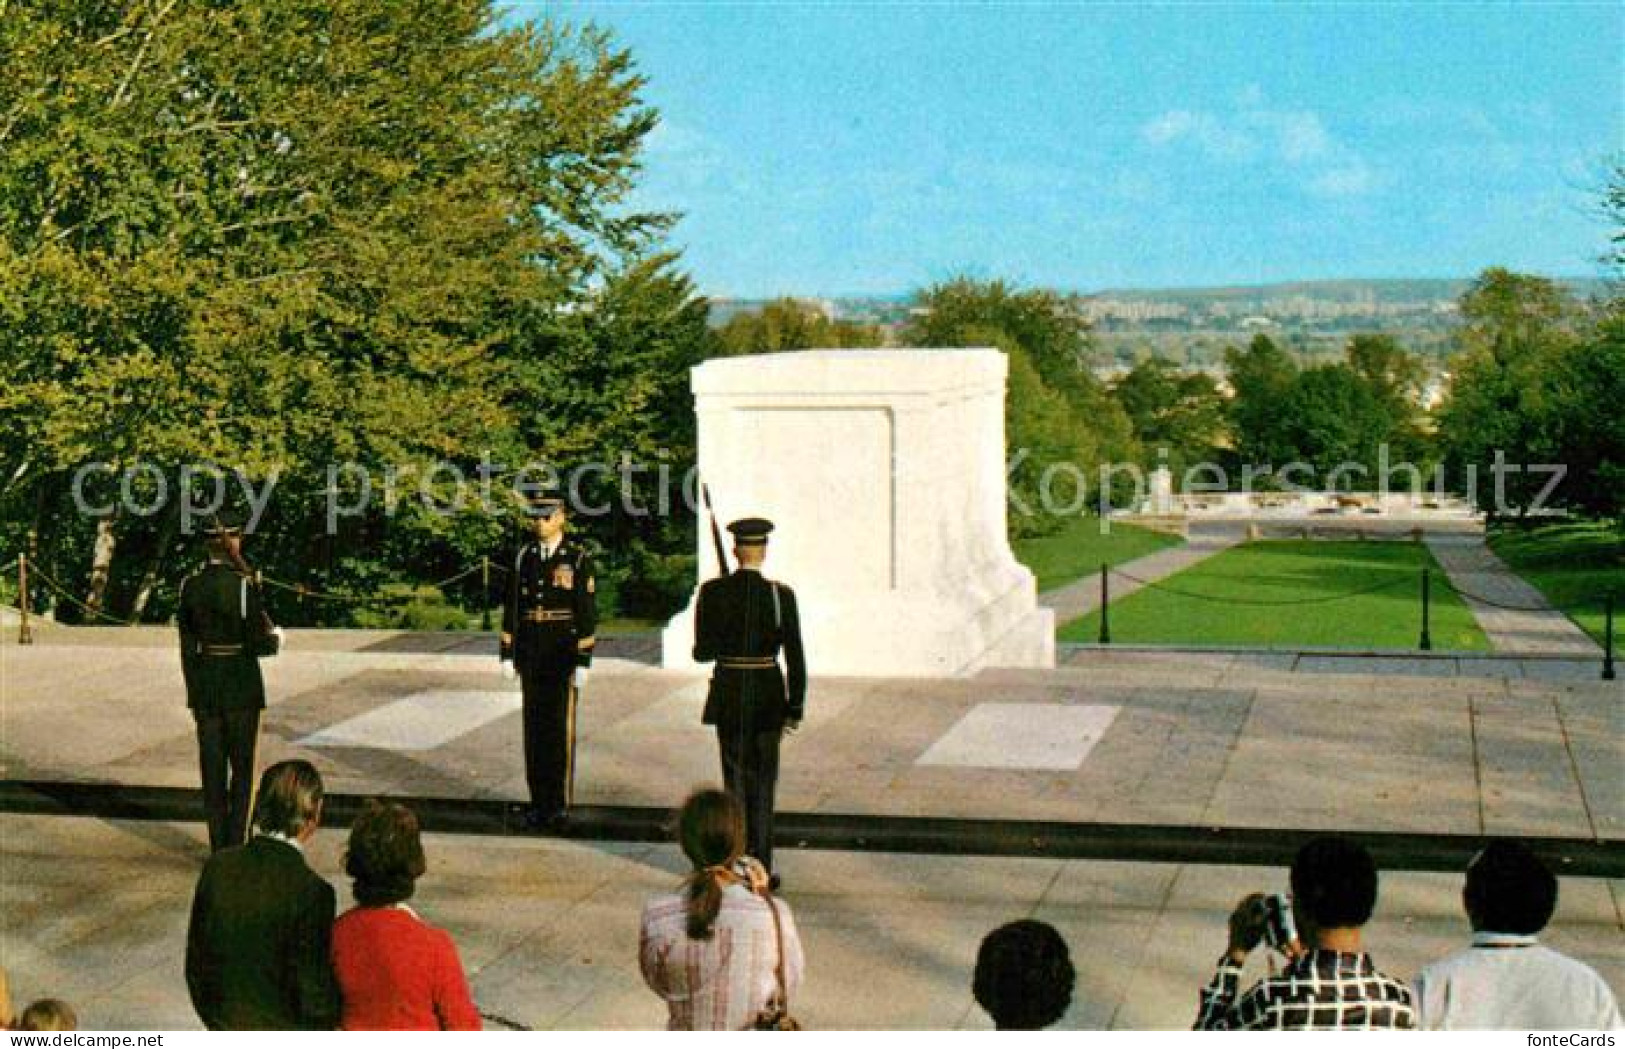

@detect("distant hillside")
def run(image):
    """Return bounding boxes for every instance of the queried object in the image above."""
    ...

[708,277,1612,366]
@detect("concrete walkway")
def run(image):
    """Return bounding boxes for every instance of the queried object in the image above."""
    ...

[1425,537,1601,656]
[1040,531,1240,624]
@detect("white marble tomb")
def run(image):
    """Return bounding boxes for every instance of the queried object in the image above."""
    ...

[661,348,1054,677]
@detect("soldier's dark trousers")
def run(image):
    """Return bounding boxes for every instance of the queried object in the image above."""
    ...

[520,668,577,815]
[719,726,781,871]
[194,708,260,852]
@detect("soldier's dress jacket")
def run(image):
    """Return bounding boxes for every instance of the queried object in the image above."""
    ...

[501,539,597,673]
[178,560,274,711]
[692,569,806,733]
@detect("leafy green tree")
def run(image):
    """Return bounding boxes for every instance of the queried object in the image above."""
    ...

[1111,358,1228,480]
[1436,269,1579,518]
[715,298,884,355]
[1275,364,1392,483]
[1344,333,1429,464]
[904,278,1138,532]
[0,1,671,620]
[1223,334,1300,467]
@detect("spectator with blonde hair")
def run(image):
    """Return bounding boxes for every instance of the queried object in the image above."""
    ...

[639,789,804,1030]
[17,999,77,1031]
[332,801,480,1030]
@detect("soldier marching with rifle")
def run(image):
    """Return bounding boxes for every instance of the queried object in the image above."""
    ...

[177,510,283,852]
[691,485,807,889]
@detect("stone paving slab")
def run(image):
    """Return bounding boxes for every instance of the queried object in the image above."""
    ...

[2,633,1620,841]
[2,814,1619,1030]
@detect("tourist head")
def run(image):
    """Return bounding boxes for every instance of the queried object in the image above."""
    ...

[1464,839,1557,935]
[253,760,325,840]
[968,922,1072,1032]
[973,920,1075,1030]
[677,788,746,939]
[345,800,428,907]
[17,999,76,1032]
[728,517,773,569]
[1290,836,1379,940]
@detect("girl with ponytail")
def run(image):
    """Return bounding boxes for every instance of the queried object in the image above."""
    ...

[639,789,805,1029]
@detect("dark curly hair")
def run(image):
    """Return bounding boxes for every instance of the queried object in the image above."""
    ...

[344,800,427,907]
[973,920,1075,1030]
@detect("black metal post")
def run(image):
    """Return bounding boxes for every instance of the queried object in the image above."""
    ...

[1604,593,1616,682]
[480,556,492,631]
[1098,563,1111,645]
[1419,567,1432,652]
[17,552,32,645]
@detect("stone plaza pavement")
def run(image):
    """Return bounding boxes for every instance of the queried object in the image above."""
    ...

[1,627,1621,1028]
[3,626,1619,836]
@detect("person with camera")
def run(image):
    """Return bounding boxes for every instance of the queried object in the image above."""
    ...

[638,789,804,1030]
[1194,836,1414,1030]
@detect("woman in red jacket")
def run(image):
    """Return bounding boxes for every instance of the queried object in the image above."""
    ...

[331,801,481,1030]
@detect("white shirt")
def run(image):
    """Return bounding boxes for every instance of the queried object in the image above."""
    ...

[258,830,304,854]
[1415,932,1623,1030]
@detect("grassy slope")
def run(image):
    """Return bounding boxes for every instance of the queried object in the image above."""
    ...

[1059,539,1490,650]
[1013,516,1184,593]
[1490,522,1625,646]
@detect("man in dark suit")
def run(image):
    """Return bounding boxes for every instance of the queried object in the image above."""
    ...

[692,517,806,885]
[185,760,339,1031]
[500,489,597,830]
[178,511,280,852]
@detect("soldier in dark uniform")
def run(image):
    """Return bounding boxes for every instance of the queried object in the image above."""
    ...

[692,517,806,885]
[500,490,597,829]
[178,511,281,852]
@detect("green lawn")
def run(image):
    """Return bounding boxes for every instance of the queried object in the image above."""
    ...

[1013,516,1184,593]
[1059,540,1491,650]
[1490,522,1624,646]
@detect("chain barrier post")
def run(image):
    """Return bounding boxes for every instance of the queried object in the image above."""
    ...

[18,552,32,645]
[1604,592,1616,682]
[1419,567,1433,652]
[480,556,492,631]
[1098,562,1111,645]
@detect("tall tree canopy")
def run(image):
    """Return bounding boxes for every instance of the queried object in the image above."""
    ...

[0,1,693,620]
[904,278,1138,533]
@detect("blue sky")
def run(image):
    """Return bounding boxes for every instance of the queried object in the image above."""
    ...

[515,2,1621,297]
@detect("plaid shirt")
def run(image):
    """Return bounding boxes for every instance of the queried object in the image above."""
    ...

[1195,949,1416,1030]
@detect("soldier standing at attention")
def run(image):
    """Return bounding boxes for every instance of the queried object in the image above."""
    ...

[692,518,806,889]
[178,511,281,852]
[501,490,596,830]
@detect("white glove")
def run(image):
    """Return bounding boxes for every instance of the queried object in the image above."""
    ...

[573,667,588,690]
[271,626,285,646]
[501,661,517,681]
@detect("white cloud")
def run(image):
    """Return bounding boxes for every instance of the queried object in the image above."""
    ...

[1139,90,1381,198]
[1139,109,1257,161]
[1308,162,1376,198]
